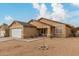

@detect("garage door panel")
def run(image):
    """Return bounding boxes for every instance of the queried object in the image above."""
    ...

[0,31,5,37]
[11,29,22,38]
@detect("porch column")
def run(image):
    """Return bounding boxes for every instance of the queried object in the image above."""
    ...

[47,27,51,38]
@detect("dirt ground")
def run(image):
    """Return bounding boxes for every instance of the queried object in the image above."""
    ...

[0,37,79,56]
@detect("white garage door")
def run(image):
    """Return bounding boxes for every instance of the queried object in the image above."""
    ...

[0,31,5,37]
[11,29,22,38]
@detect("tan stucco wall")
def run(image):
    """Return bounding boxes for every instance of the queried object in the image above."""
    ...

[47,26,52,37]
[23,27,38,38]
[39,18,66,37]
[65,26,73,37]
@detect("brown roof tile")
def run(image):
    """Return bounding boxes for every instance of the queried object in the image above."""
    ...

[28,19,55,28]
[9,21,36,28]
[38,17,74,28]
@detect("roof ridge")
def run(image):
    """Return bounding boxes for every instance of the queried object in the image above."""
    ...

[38,17,73,28]
[38,17,65,24]
[14,20,26,23]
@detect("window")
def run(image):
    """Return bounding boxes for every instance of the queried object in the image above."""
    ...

[55,28,62,34]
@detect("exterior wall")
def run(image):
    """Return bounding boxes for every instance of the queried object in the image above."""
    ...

[54,26,66,37]
[39,18,66,37]
[75,30,79,37]
[47,26,52,37]
[65,26,73,37]
[0,28,9,37]
[5,29,9,37]
[23,27,38,38]
[51,27,55,37]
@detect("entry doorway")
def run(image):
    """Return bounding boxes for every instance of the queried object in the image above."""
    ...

[38,28,47,37]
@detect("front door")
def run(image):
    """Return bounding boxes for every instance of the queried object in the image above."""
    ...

[38,28,47,37]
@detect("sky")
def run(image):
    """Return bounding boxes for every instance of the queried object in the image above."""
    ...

[0,3,79,27]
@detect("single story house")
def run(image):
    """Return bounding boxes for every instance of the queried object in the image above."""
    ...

[0,24,9,37]
[28,20,55,37]
[29,18,74,38]
[9,21,38,39]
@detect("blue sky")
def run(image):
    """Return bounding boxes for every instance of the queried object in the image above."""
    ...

[0,3,79,27]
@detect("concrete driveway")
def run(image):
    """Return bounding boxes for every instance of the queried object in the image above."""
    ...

[12,37,46,42]
[0,37,12,42]
[0,37,46,42]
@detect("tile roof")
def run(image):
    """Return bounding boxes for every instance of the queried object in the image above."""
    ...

[38,17,74,28]
[28,19,55,27]
[9,21,36,28]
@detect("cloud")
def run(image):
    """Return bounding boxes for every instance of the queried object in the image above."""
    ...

[51,3,68,21]
[32,3,51,19]
[71,3,79,7]
[32,3,40,10]
[32,3,68,21]
[4,16,14,21]
[62,9,79,27]
[4,16,14,25]
[39,4,47,17]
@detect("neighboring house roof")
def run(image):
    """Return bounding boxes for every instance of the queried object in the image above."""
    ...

[28,19,35,23]
[9,21,36,28]
[0,23,8,30]
[75,27,79,31]
[38,17,74,28]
